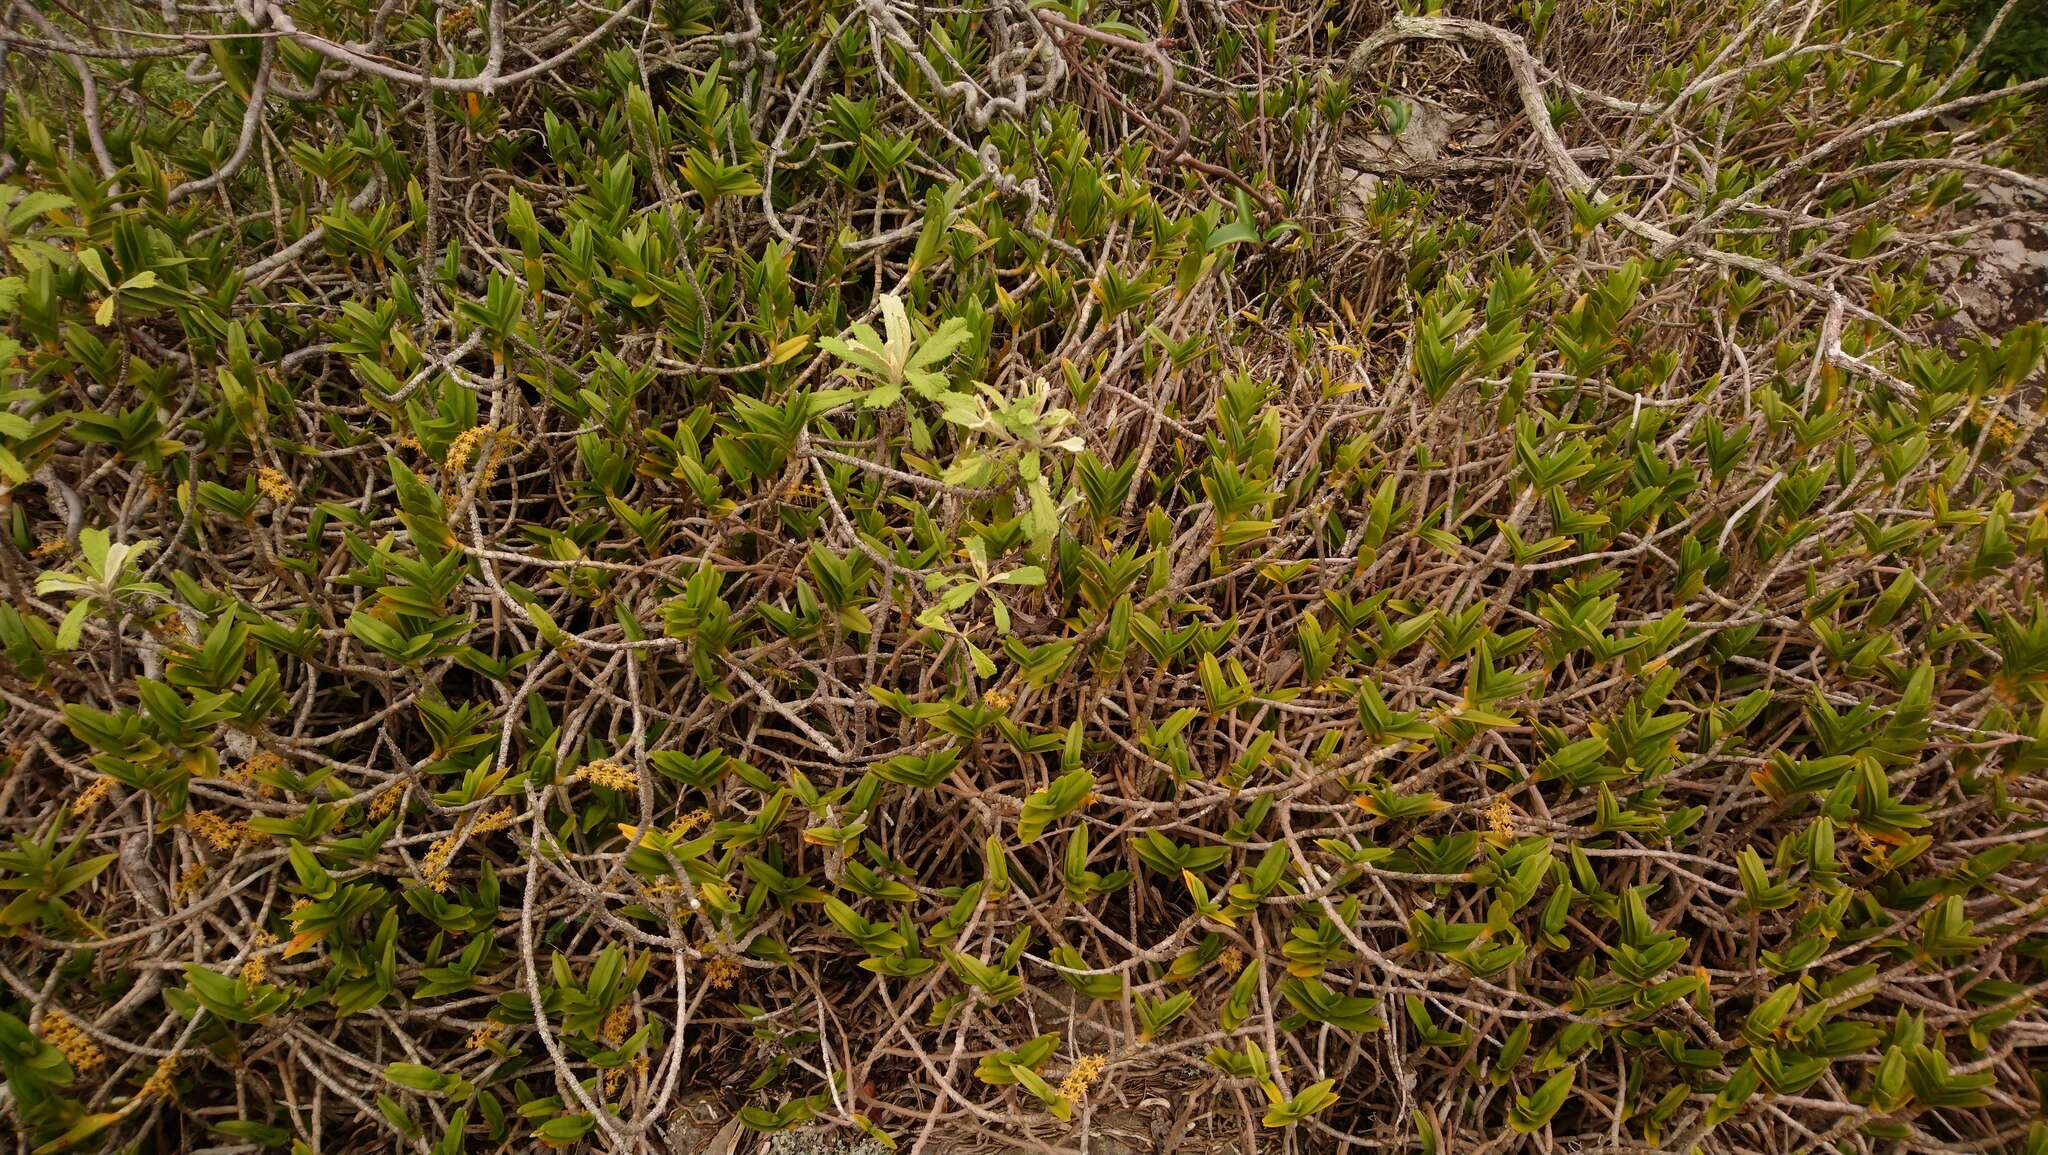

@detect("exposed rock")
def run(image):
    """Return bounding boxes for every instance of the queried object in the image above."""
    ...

[759,1131,891,1155]
[1939,184,2048,335]
[1335,95,1499,222]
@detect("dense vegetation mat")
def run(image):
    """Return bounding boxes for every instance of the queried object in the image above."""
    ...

[1,0,2047,1152]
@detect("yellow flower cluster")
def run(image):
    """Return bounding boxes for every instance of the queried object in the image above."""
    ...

[368,783,404,819]
[73,777,114,815]
[241,930,277,986]
[420,807,521,894]
[643,877,702,919]
[229,752,283,797]
[421,833,459,893]
[604,1050,651,1095]
[174,864,207,901]
[467,1021,503,1051]
[444,425,494,475]
[138,1054,180,1102]
[668,808,713,837]
[256,467,295,504]
[703,957,742,990]
[697,945,742,990]
[38,1011,105,1074]
[471,806,519,836]
[235,751,284,777]
[187,811,256,852]
[1216,945,1245,977]
[1486,794,1518,839]
[575,759,639,792]
[483,431,522,482]
[601,1003,631,1047]
[1058,1054,1109,1103]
